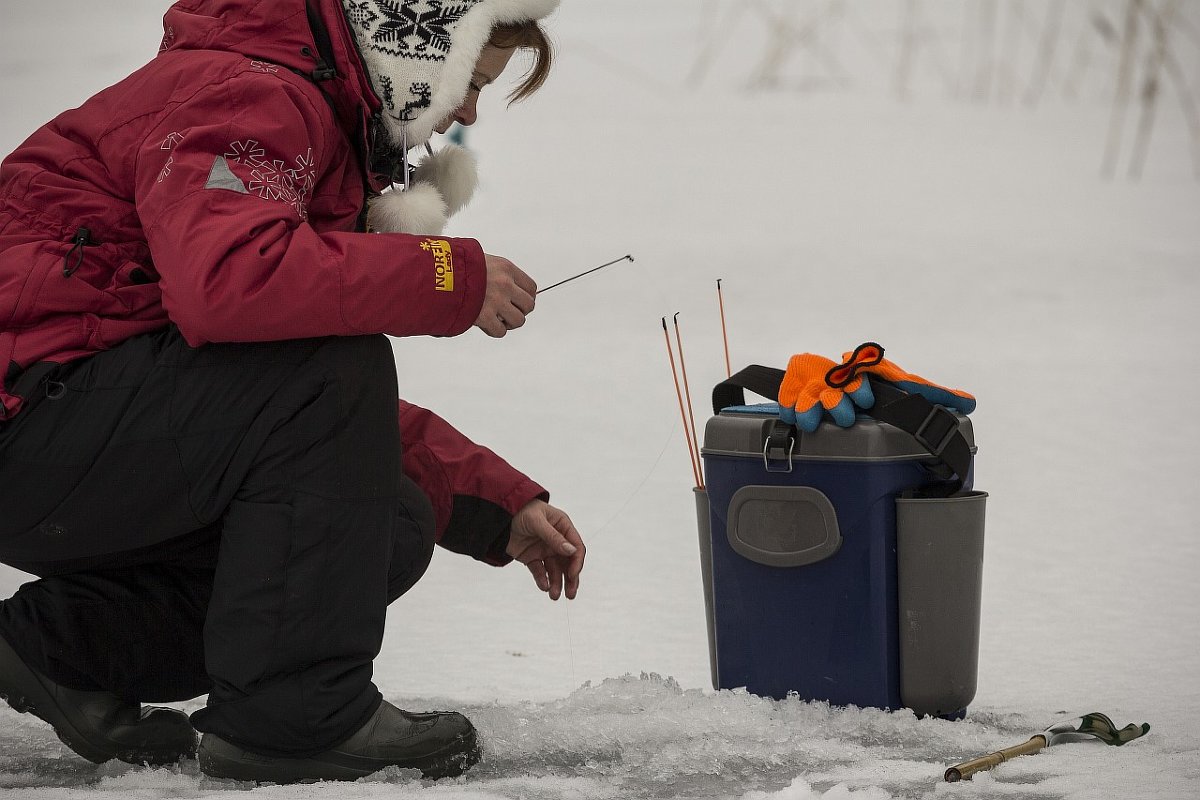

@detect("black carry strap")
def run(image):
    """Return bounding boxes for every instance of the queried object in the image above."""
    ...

[864,378,972,492]
[711,366,972,493]
[711,365,786,414]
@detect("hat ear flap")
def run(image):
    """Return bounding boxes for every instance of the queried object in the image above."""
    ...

[412,144,478,217]
[366,182,449,235]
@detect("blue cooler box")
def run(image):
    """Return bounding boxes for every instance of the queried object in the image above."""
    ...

[696,406,985,717]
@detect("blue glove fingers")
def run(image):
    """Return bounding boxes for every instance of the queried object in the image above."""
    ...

[894,380,977,414]
[826,395,857,428]
[846,380,875,410]
[795,404,824,433]
[778,403,798,425]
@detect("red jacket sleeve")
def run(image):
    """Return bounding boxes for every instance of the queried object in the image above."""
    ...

[398,399,548,565]
[134,71,484,345]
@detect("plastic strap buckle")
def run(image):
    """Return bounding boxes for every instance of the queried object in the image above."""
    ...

[913,405,958,457]
[762,421,795,473]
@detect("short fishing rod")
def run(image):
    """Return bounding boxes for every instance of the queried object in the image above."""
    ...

[536,254,634,295]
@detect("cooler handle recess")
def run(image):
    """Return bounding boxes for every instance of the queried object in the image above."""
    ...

[726,485,842,567]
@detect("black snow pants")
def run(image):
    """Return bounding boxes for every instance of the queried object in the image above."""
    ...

[0,327,437,757]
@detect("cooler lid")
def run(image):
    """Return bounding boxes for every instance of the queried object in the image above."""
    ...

[702,403,976,461]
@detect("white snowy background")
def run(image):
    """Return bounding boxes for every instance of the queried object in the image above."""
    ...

[2,1,1198,798]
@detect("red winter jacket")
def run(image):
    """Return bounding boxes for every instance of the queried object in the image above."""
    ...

[0,0,545,561]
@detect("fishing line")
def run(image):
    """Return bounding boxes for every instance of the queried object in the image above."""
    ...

[545,256,683,692]
[588,421,679,541]
[560,419,676,695]
[552,274,735,691]
[564,600,578,693]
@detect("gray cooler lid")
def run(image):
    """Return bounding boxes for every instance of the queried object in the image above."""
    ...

[702,408,976,462]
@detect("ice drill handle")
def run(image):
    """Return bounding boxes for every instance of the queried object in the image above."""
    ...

[944,735,1047,782]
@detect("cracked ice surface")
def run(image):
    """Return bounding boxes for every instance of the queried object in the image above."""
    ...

[0,674,1189,798]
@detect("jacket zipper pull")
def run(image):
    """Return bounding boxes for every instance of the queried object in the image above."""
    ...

[312,60,337,82]
[62,227,92,277]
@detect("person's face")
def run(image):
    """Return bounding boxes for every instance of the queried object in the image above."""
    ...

[434,44,516,134]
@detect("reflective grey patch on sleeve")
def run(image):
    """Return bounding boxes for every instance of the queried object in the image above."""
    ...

[205,156,248,193]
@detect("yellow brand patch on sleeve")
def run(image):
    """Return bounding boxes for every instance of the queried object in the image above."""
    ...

[420,238,455,292]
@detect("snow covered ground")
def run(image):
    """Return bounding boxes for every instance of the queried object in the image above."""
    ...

[2,1,1199,798]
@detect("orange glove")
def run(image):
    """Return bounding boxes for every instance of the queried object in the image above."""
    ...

[779,343,976,433]
[828,342,976,415]
[777,352,874,432]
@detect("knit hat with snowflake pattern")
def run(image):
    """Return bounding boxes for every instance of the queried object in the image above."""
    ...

[341,0,558,149]
[341,0,558,234]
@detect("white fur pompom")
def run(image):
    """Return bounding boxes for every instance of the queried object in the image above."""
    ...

[412,144,478,217]
[366,182,448,235]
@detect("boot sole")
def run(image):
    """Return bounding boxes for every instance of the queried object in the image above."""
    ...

[199,729,482,783]
[0,635,191,766]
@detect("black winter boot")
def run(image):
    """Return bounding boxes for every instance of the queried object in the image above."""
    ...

[198,700,481,783]
[0,633,198,765]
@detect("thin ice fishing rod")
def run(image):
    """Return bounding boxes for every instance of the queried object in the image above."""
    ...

[536,255,634,295]
[673,313,704,489]
[663,317,702,489]
[717,279,731,378]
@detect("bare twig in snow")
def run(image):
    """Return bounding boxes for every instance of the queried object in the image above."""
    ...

[1102,0,1143,178]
